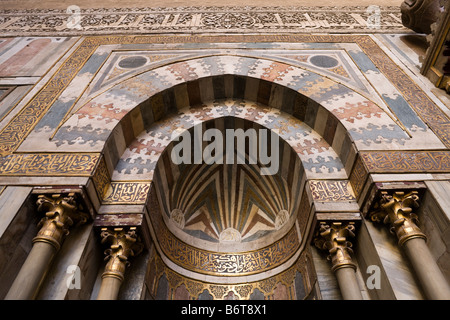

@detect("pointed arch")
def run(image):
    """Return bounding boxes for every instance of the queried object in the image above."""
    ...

[79,54,405,282]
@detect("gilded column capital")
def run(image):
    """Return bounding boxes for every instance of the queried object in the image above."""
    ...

[34,193,89,251]
[100,227,144,282]
[314,222,357,272]
[369,190,426,246]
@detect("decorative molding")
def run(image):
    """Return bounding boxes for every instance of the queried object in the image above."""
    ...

[0,6,409,37]
[297,188,311,238]
[34,193,90,250]
[368,190,427,246]
[351,150,450,202]
[355,35,450,148]
[100,227,144,282]
[421,0,450,91]
[94,214,144,227]
[313,221,357,272]
[0,86,16,103]
[400,0,441,34]
[0,37,101,156]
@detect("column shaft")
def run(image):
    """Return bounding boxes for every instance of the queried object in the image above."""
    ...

[403,237,450,300]
[96,277,123,300]
[4,193,88,300]
[5,242,57,300]
[369,190,450,300]
[335,267,363,300]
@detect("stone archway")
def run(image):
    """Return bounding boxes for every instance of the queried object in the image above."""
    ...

[67,54,412,299]
[50,54,413,162]
[53,54,416,208]
[103,97,361,299]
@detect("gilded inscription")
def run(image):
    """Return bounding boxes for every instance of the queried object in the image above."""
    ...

[92,157,110,199]
[157,214,300,276]
[148,249,316,300]
[0,153,100,176]
[360,151,450,173]
[349,155,368,198]
[103,182,150,204]
[309,180,356,202]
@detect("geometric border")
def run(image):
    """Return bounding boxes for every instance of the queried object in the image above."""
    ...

[0,6,409,37]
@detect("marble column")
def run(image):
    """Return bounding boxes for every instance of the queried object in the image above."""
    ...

[314,221,363,300]
[5,193,89,300]
[96,227,143,300]
[369,190,450,300]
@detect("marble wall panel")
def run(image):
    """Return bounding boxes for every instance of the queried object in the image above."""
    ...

[0,187,36,299]
[364,219,425,299]
[0,37,77,77]
[421,181,450,280]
